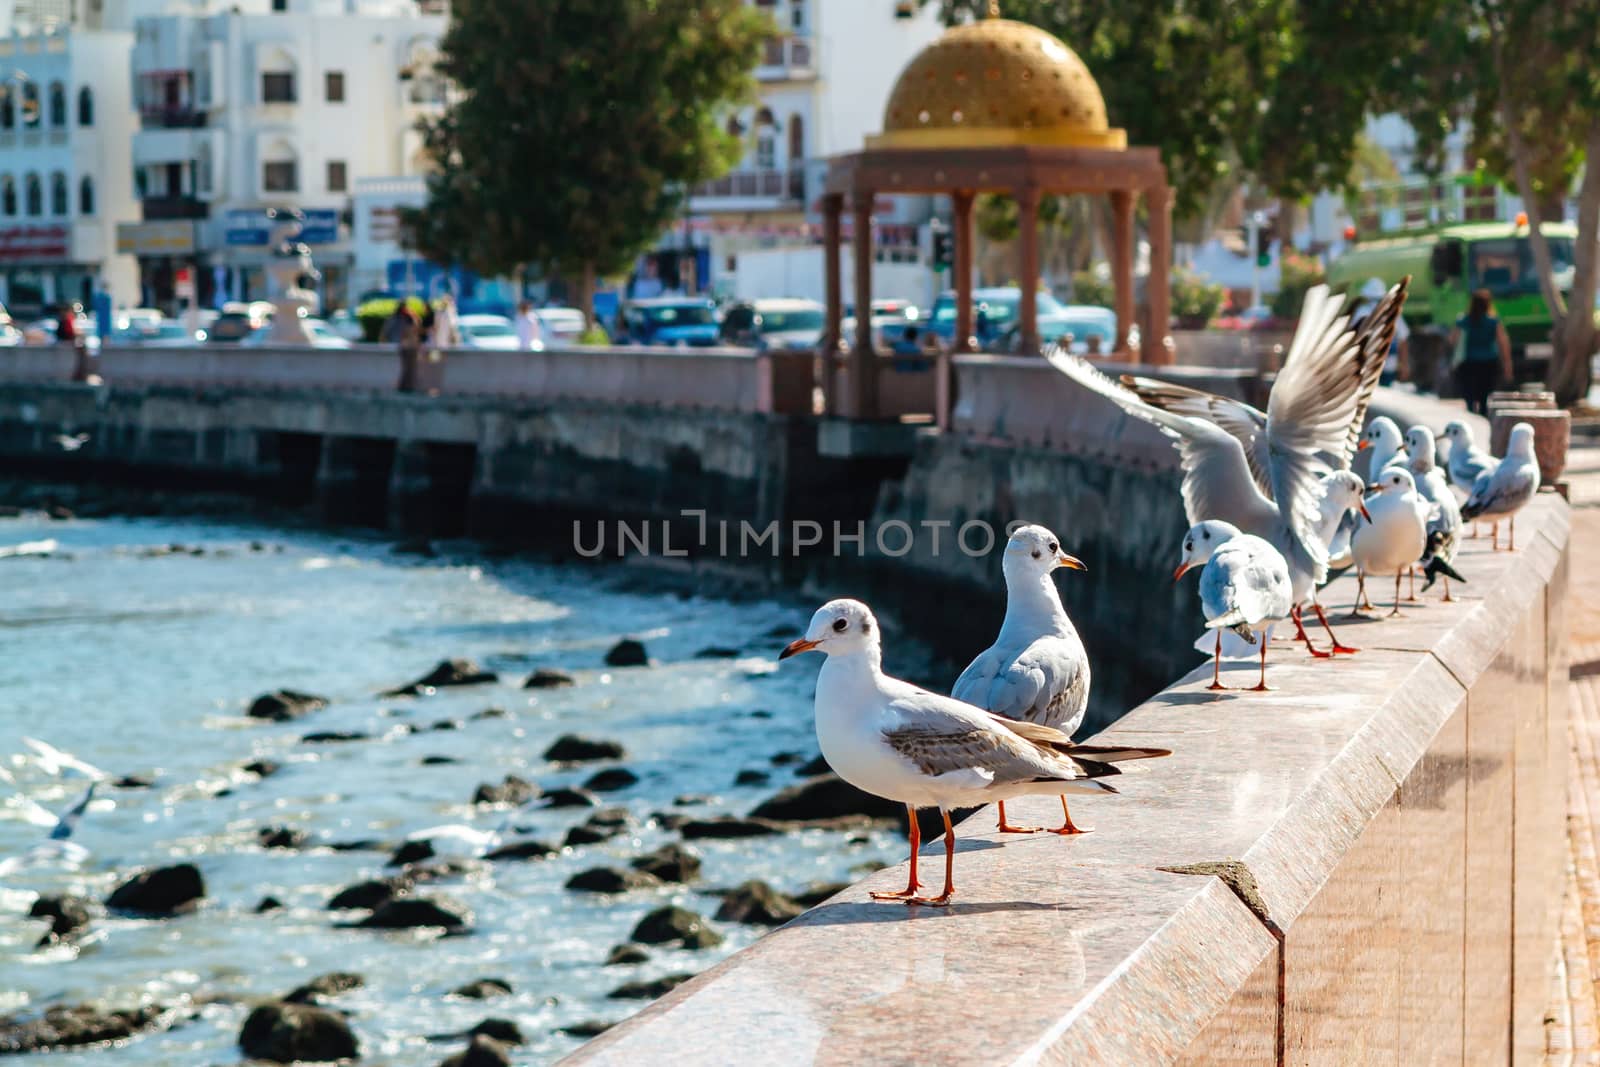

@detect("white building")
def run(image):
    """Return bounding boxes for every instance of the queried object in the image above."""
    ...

[0,24,138,316]
[122,0,445,310]
[651,0,945,297]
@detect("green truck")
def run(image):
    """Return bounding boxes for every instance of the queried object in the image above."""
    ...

[1327,220,1580,388]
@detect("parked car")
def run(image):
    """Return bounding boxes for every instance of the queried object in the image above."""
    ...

[210,301,276,342]
[325,309,365,342]
[841,299,920,353]
[881,287,1068,354]
[457,313,521,350]
[616,297,721,347]
[240,319,352,349]
[535,307,587,345]
[112,322,203,348]
[719,298,826,351]
[991,305,1118,355]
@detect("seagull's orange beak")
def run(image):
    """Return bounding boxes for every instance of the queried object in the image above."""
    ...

[1056,552,1086,572]
[778,638,819,661]
[1359,502,1373,523]
[1357,439,1371,451]
[1173,562,1193,582]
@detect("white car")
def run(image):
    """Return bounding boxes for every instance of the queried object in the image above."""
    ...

[457,313,521,350]
[536,307,586,345]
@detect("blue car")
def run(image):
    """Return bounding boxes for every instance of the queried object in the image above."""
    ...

[617,298,722,347]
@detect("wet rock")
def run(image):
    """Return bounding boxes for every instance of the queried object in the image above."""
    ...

[468,1018,523,1044]
[393,538,436,557]
[715,881,804,926]
[673,794,715,807]
[764,623,799,638]
[430,719,464,732]
[238,1002,359,1063]
[384,659,498,697]
[247,689,330,722]
[560,1019,613,1038]
[748,773,900,824]
[603,639,649,667]
[586,807,631,829]
[768,751,803,767]
[564,867,662,894]
[795,754,830,777]
[105,863,205,917]
[328,876,412,910]
[792,882,850,908]
[630,906,722,949]
[408,860,479,883]
[582,767,638,793]
[630,844,701,884]
[543,735,625,763]
[327,839,383,852]
[112,773,155,789]
[388,840,435,867]
[523,669,575,689]
[439,1034,512,1067]
[242,759,282,779]
[450,978,511,1000]
[354,896,471,931]
[563,824,614,848]
[255,896,284,913]
[653,812,689,831]
[607,974,695,1000]
[258,826,309,850]
[694,646,740,659]
[733,769,770,786]
[540,787,599,809]
[471,775,540,806]
[301,730,369,744]
[605,944,649,966]
[471,707,510,720]
[483,839,556,862]
[421,755,460,765]
[284,972,365,1005]
[46,504,75,521]
[679,816,784,840]
[0,1003,169,1054]
[29,895,91,941]
[748,709,773,720]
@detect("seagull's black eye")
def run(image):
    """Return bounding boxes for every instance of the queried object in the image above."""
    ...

[1185,541,1192,552]
[832,618,848,632]
[1048,541,1059,554]
[1031,550,1041,559]
[1202,530,1210,540]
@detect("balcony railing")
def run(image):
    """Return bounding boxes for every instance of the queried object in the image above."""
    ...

[759,35,814,75]
[141,196,209,221]
[693,167,806,201]
[139,107,208,129]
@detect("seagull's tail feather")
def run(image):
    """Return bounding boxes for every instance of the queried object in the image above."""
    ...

[1030,775,1121,795]
[1423,555,1467,590]
[1054,744,1172,765]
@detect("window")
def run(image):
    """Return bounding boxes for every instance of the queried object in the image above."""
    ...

[272,0,288,10]
[325,71,345,103]
[48,82,65,127]
[263,160,297,192]
[50,172,66,215]
[77,86,93,127]
[79,176,94,215]
[24,173,41,215]
[0,84,11,129]
[755,128,776,170]
[0,176,14,216]
[21,82,39,128]
[326,159,347,192]
[262,72,296,104]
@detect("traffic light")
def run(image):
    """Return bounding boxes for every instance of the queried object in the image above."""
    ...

[932,229,955,271]
[1255,227,1271,268]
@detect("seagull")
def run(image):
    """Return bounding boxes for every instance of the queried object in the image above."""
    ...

[1404,426,1466,599]
[1309,470,1370,652]
[1440,419,1497,538]
[951,524,1092,834]
[0,785,98,881]
[1049,281,1403,659]
[1174,521,1293,691]
[1462,422,1541,551]
[1352,468,1432,616]
[20,738,107,781]
[1356,416,1407,479]
[52,433,89,452]
[780,599,1168,906]
[405,798,541,858]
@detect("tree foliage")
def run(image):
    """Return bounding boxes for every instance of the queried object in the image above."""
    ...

[409,0,770,319]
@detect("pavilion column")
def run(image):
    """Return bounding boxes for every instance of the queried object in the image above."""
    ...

[821,193,844,412]
[1111,189,1135,356]
[1016,186,1041,355]
[1144,184,1174,365]
[952,189,978,354]
[850,191,878,418]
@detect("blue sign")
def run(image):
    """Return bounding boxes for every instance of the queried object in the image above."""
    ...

[225,209,340,247]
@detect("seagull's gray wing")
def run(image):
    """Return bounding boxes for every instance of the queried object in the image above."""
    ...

[1202,537,1291,629]
[950,646,1002,707]
[1048,350,1279,533]
[955,636,1088,732]
[1343,278,1411,462]
[1464,459,1539,520]
[880,689,1089,788]
[1119,376,1272,498]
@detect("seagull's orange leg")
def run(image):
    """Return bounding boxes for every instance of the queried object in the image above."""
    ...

[995,800,1041,834]
[1508,516,1516,551]
[1248,632,1272,691]
[1292,605,1332,658]
[1406,566,1418,602]
[903,809,957,907]
[1313,603,1360,655]
[1492,522,1500,550]
[1049,796,1093,835]
[1388,571,1403,617]
[870,804,923,900]
[1441,574,1454,603]
[1207,629,1228,691]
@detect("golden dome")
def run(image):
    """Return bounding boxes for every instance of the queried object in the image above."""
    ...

[868,12,1124,150]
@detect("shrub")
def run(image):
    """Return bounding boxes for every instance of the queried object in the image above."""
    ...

[1272,250,1326,320]
[356,296,428,343]
[1070,267,1113,308]
[1171,267,1225,327]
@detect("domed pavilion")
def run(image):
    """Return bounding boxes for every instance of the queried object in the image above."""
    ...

[821,2,1172,418]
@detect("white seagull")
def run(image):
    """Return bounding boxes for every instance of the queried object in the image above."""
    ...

[780,599,1168,906]
[0,785,99,880]
[1356,416,1407,479]
[1310,470,1370,652]
[1352,468,1432,616]
[1440,419,1498,539]
[21,737,107,781]
[1405,426,1466,599]
[952,524,1092,835]
[1174,521,1293,691]
[1462,422,1541,551]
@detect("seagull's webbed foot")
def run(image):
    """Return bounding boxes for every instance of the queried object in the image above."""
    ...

[1247,681,1274,692]
[995,801,1042,834]
[1206,681,1231,692]
[1049,798,1092,835]
[899,891,954,907]
[871,886,923,901]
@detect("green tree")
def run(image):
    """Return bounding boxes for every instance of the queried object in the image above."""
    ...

[409,0,770,326]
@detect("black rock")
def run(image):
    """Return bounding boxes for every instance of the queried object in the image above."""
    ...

[715,881,804,926]
[105,864,205,917]
[792,881,850,908]
[46,504,75,520]
[795,755,831,777]
[112,773,155,789]
[408,860,478,883]
[605,944,650,966]
[749,709,774,720]
[630,844,701,884]
[582,767,639,793]
[734,769,770,786]
[388,839,435,867]
[471,707,510,720]
[560,1019,614,1038]
[450,978,511,999]
[327,839,383,852]
[472,774,540,806]
[586,807,631,829]
[384,659,498,697]
[749,773,900,824]
[483,839,556,862]
[255,896,285,913]
[258,826,309,850]
[523,669,575,689]
[694,646,740,659]
[564,867,662,894]
[247,689,330,722]
[354,896,471,930]
[328,876,413,910]
[768,751,803,767]
[654,812,690,831]
[28,895,90,939]
[0,1003,168,1054]
[607,974,695,1000]
[440,1034,512,1067]
[430,719,464,732]
[543,735,625,763]
[242,759,282,779]
[673,794,715,807]
[301,730,369,744]
[563,824,615,848]
[284,972,365,1005]
[238,1002,359,1063]
[603,639,649,668]
[468,1017,523,1045]
[422,755,460,765]
[764,623,799,638]
[541,787,599,809]
[630,906,722,949]
[679,817,784,840]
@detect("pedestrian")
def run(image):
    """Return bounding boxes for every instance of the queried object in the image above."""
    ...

[57,302,89,382]
[382,300,421,392]
[1353,277,1410,385]
[429,293,460,352]
[1448,288,1513,416]
[515,299,545,350]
